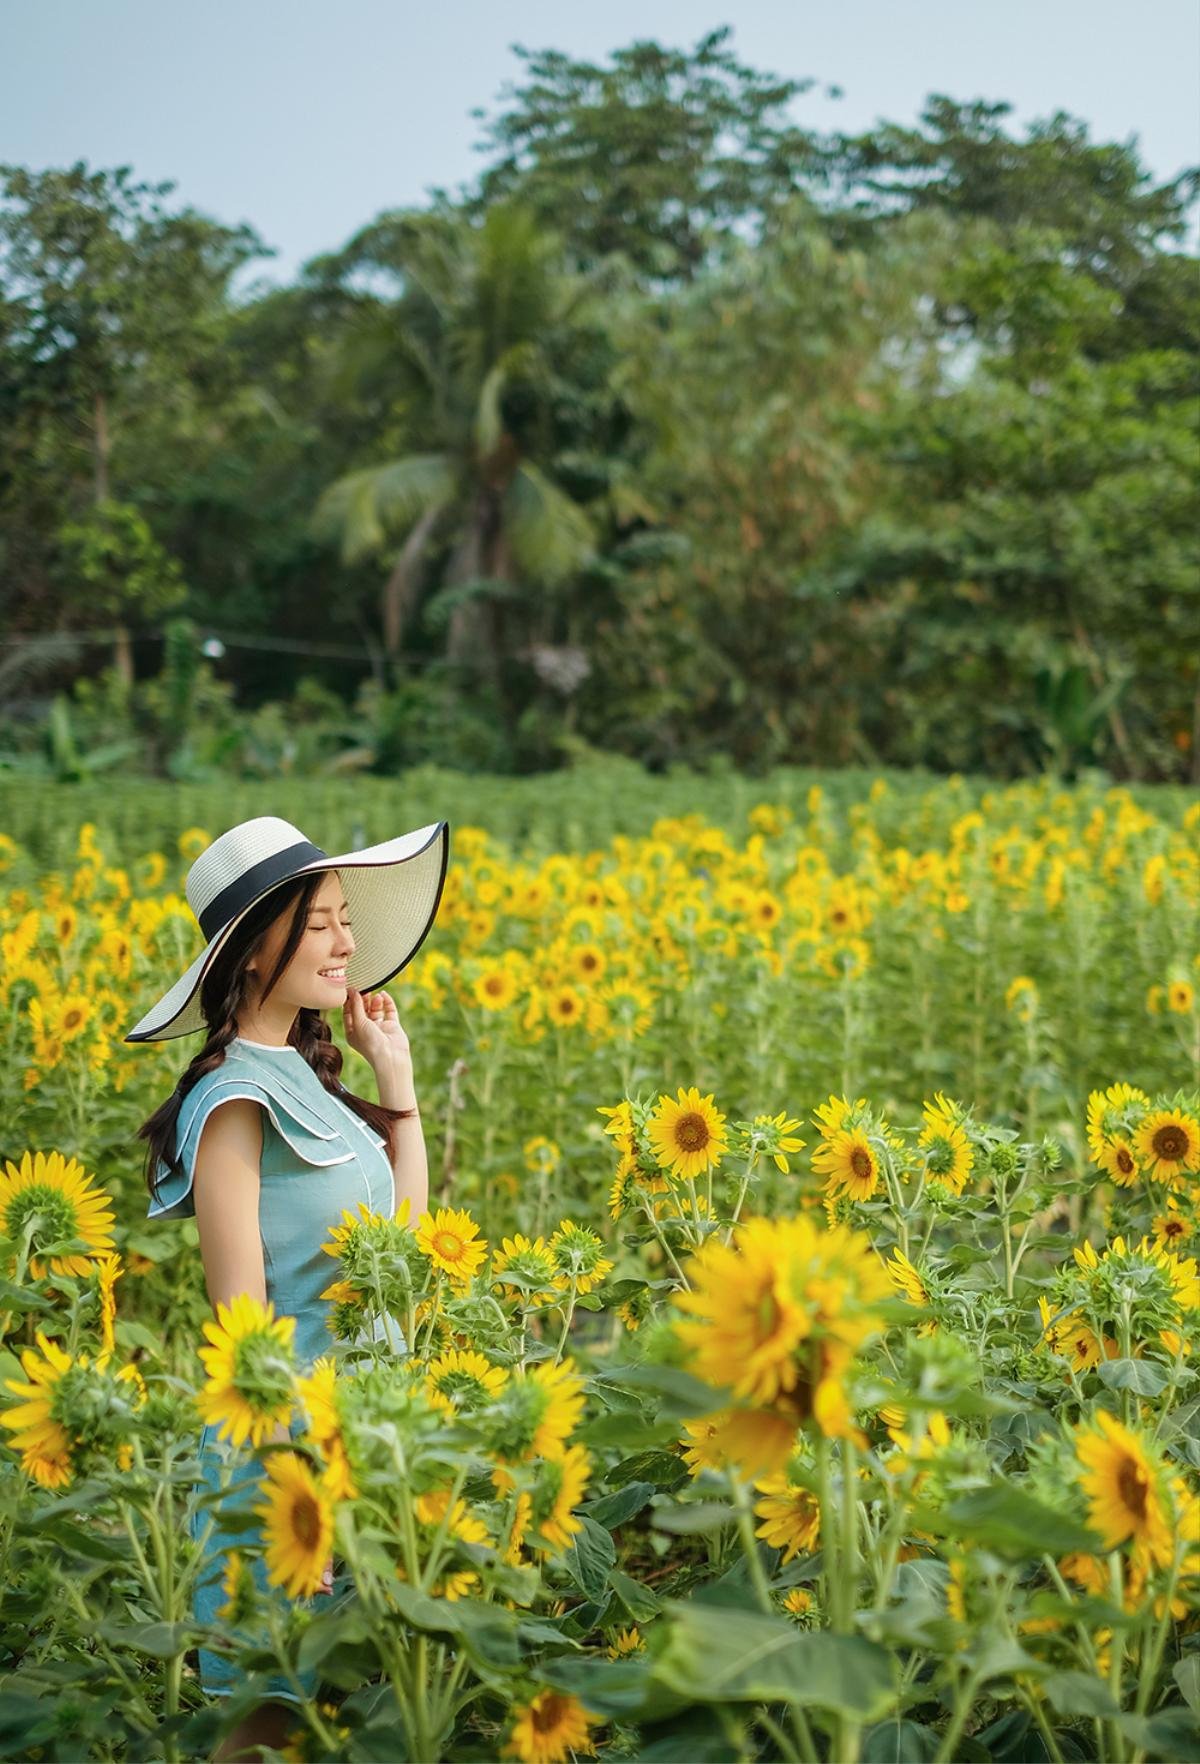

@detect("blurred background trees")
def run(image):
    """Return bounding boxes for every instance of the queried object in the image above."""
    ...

[1,28,1196,782]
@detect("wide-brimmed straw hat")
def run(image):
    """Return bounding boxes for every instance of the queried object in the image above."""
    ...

[124,815,450,1043]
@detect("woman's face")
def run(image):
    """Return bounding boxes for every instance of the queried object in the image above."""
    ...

[249,871,356,1011]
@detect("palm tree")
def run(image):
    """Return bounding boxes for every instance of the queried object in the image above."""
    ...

[312,204,599,674]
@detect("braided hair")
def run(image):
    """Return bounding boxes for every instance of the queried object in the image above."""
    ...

[138,871,414,1207]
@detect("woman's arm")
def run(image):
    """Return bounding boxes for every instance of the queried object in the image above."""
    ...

[192,1098,266,1307]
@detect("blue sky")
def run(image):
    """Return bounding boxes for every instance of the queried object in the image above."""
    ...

[5,1,1198,284]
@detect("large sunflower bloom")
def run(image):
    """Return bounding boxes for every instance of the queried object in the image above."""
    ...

[415,1207,488,1285]
[675,1220,810,1406]
[0,1329,75,1486]
[1096,1137,1140,1187]
[1134,1110,1200,1186]
[503,1688,600,1764]
[296,1356,357,1499]
[0,1151,116,1279]
[529,1443,592,1553]
[646,1087,728,1181]
[753,1473,821,1562]
[253,1451,337,1598]
[196,1293,297,1449]
[1075,1410,1173,1570]
[811,1128,880,1203]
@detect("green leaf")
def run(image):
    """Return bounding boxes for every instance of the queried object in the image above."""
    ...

[540,1654,663,1717]
[1041,1671,1120,1719]
[604,1449,688,1489]
[610,1569,662,1622]
[861,1718,940,1762]
[917,1485,1096,1558]
[581,1481,656,1529]
[597,1363,729,1417]
[651,1501,737,1534]
[1175,1656,1200,1716]
[563,1512,616,1602]
[1096,1358,1171,1397]
[652,1602,894,1719]
[97,1620,193,1658]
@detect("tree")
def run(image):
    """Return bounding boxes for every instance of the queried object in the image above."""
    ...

[468,28,829,282]
[0,162,264,675]
[56,500,186,682]
[311,204,605,698]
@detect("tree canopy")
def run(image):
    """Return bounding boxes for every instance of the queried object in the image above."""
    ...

[1,32,1196,782]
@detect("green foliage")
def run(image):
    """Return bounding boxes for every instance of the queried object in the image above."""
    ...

[1,42,1197,781]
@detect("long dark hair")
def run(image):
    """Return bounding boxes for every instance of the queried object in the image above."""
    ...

[138,870,415,1207]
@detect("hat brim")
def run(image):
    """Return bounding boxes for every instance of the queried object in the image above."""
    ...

[124,821,450,1043]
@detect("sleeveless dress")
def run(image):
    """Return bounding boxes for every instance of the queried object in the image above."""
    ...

[146,1036,405,1705]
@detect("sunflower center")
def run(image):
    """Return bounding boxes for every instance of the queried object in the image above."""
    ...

[1152,1125,1188,1162]
[1163,1220,1184,1239]
[484,978,504,996]
[1117,1456,1149,1521]
[674,1112,710,1153]
[292,1491,323,1551]
[1116,1147,1135,1174]
[850,1147,874,1181]
[5,1186,79,1246]
[434,1233,464,1261]
[531,1693,568,1734]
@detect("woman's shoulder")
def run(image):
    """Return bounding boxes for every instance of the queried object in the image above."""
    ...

[147,1044,361,1221]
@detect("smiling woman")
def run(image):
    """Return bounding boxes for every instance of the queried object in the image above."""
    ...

[123,813,450,1747]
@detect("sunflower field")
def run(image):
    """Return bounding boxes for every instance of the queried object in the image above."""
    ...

[0,772,1198,1764]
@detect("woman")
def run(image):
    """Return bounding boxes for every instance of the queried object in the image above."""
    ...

[128,814,449,1760]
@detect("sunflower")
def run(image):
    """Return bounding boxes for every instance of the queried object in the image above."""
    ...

[0,1150,116,1279]
[94,1252,123,1357]
[605,1626,642,1659]
[0,1329,75,1486]
[675,1222,807,1406]
[1152,1212,1191,1250]
[528,1443,592,1553]
[812,1095,861,1139]
[503,1689,600,1764]
[597,1100,636,1157]
[1086,1083,1149,1164]
[646,1086,728,1181]
[811,1128,880,1204]
[424,1347,508,1418]
[751,1111,807,1174]
[919,1115,973,1196]
[473,964,519,1011]
[753,1473,821,1562]
[490,1234,560,1307]
[296,1357,357,1500]
[545,985,586,1029]
[781,1586,814,1617]
[1168,980,1195,1014]
[547,1219,614,1296]
[491,1357,585,1472]
[887,1249,931,1310]
[568,943,606,985]
[195,1293,297,1449]
[1096,1137,1140,1187]
[415,1207,488,1286]
[414,1485,491,1545]
[217,1550,258,1625]
[1134,1110,1200,1186]
[1075,1410,1173,1570]
[253,1451,337,1598]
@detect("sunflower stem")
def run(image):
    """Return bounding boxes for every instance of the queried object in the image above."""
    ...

[1106,1551,1127,1763]
[553,1282,578,1364]
[730,1473,774,1615]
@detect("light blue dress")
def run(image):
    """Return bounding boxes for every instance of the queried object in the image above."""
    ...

[147,1036,404,1704]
